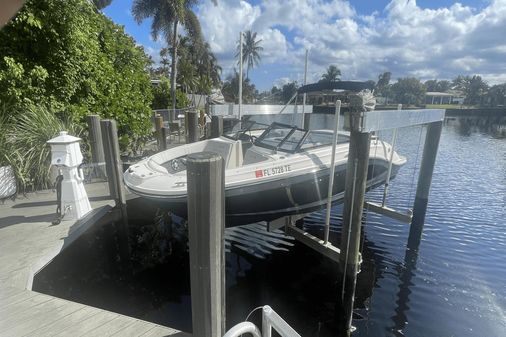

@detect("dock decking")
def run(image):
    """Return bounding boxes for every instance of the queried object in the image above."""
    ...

[0,182,190,336]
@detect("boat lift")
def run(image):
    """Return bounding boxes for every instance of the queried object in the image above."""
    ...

[265,96,445,334]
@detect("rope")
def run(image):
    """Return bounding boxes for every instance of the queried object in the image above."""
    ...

[239,306,265,337]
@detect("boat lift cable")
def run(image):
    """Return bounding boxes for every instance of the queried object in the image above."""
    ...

[381,104,402,207]
[324,100,341,244]
[341,157,359,302]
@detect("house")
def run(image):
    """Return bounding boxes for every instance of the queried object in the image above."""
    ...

[425,91,465,105]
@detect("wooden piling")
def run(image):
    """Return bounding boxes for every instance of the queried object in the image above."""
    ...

[155,115,164,150]
[187,110,199,143]
[100,119,130,261]
[408,121,443,249]
[86,115,106,179]
[187,152,226,337]
[303,113,311,130]
[339,98,371,335]
[161,126,170,150]
[211,115,223,138]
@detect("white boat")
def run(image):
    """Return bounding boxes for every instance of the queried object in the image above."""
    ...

[124,120,406,225]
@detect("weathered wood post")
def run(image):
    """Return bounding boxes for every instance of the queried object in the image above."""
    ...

[187,110,199,143]
[407,121,443,249]
[161,126,170,150]
[100,119,130,261]
[86,115,106,179]
[339,95,370,335]
[155,115,164,150]
[303,113,311,130]
[187,152,226,337]
[211,115,223,138]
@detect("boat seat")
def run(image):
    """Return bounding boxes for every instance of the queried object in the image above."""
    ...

[201,140,243,169]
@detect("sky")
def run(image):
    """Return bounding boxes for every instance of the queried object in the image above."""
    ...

[104,0,506,91]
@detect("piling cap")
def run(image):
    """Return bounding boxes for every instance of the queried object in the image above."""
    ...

[47,131,81,145]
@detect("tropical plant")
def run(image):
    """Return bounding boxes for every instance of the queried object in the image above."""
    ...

[132,0,215,110]
[321,65,341,82]
[0,0,153,152]
[390,77,426,106]
[236,30,263,79]
[5,104,83,192]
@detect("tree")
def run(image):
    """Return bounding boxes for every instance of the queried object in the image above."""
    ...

[281,81,298,104]
[221,70,256,103]
[376,72,392,103]
[236,30,263,79]
[132,0,214,110]
[0,0,153,152]
[321,65,341,82]
[390,77,426,106]
[486,83,506,107]
[92,0,112,10]
[425,79,452,92]
[453,75,489,105]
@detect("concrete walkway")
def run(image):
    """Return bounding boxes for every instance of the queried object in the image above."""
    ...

[0,182,190,336]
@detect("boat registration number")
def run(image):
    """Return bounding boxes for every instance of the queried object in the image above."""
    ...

[255,165,291,178]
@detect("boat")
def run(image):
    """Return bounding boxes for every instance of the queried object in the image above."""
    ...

[124,117,406,226]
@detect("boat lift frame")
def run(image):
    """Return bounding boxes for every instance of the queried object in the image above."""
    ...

[267,99,445,334]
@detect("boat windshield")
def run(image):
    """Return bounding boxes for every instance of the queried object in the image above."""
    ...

[223,120,269,141]
[255,122,350,153]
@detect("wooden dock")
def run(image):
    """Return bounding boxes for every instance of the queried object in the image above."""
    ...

[0,182,189,336]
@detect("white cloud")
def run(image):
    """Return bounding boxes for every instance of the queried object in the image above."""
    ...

[196,0,506,88]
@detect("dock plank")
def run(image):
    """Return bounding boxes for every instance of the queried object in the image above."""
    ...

[0,183,188,337]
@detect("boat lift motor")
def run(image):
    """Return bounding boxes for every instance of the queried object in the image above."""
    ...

[47,131,91,222]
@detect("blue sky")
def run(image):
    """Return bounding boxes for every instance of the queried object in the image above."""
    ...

[104,0,505,91]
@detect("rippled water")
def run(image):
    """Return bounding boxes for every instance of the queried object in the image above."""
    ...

[34,116,506,336]
[349,118,506,337]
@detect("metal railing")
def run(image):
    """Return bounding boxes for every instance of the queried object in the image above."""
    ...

[223,306,300,337]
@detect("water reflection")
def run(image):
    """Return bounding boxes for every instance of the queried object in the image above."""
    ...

[445,116,506,138]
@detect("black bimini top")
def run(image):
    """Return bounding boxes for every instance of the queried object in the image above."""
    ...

[297,81,374,94]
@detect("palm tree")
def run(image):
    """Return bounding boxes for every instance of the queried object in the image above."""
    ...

[321,65,341,82]
[132,0,213,110]
[236,30,263,79]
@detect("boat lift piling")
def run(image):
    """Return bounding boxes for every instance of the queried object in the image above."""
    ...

[408,120,443,249]
[186,152,226,337]
[161,126,170,150]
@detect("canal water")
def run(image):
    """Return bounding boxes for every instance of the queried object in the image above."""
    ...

[34,116,506,336]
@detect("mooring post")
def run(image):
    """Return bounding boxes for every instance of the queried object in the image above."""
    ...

[155,115,164,150]
[187,110,199,143]
[161,126,170,150]
[408,121,443,249]
[339,96,371,335]
[86,115,106,179]
[211,115,223,138]
[100,119,130,261]
[187,152,226,337]
[303,113,311,130]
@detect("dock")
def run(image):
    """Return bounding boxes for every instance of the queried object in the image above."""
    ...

[0,182,189,336]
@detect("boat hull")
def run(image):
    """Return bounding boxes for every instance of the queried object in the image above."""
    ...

[130,159,399,226]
